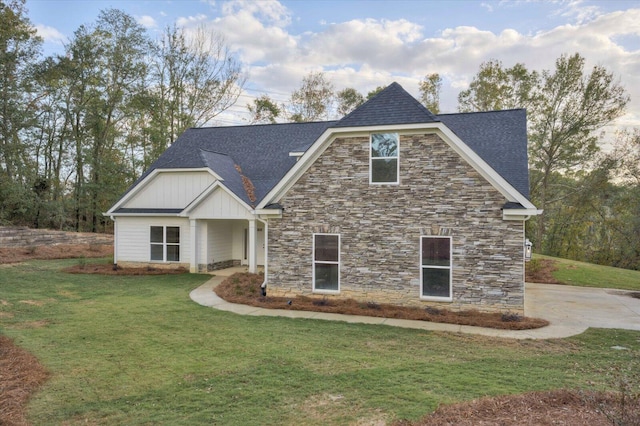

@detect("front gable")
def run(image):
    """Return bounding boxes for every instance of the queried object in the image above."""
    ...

[183,183,254,220]
[108,169,218,213]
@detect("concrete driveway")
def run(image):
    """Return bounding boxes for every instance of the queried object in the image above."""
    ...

[524,282,640,337]
[190,276,640,339]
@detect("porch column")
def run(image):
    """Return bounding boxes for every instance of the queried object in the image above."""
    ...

[248,219,257,273]
[190,219,197,273]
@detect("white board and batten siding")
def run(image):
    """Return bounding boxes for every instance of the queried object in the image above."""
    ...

[124,171,215,209]
[188,187,254,220]
[115,217,191,264]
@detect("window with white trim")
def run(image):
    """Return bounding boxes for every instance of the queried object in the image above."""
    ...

[150,226,180,262]
[420,236,452,300]
[370,133,399,184]
[313,233,340,292]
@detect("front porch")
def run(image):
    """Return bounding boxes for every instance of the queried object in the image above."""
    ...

[189,218,265,274]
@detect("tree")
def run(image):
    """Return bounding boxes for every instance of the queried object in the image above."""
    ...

[457,59,539,112]
[457,54,628,256]
[367,86,385,99]
[247,94,280,124]
[0,0,42,224]
[336,87,365,116]
[529,53,629,247]
[287,71,334,122]
[419,73,442,113]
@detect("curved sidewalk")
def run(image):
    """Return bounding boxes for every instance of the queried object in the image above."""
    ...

[190,276,640,340]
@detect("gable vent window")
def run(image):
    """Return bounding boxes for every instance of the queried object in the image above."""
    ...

[420,236,452,301]
[150,226,180,262]
[370,133,399,184]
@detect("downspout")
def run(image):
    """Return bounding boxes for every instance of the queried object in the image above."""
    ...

[257,217,268,296]
[110,215,118,268]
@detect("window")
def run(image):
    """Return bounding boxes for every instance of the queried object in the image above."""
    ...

[313,234,340,292]
[370,133,399,184]
[150,226,180,262]
[420,236,452,300]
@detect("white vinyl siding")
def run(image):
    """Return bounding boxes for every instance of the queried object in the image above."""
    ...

[114,217,190,264]
[313,233,340,293]
[420,236,452,301]
[207,220,234,265]
[188,187,254,220]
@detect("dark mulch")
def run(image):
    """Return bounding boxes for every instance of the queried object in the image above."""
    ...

[0,335,50,426]
[214,273,549,330]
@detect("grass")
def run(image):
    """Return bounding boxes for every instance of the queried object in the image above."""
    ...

[1,258,639,425]
[532,254,640,291]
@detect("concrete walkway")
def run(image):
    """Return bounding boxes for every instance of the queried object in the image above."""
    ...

[189,269,640,340]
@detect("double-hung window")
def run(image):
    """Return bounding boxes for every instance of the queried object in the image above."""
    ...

[313,233,340,292]
[370,133,399,184]
[150,226,180,262]
[420,236,452,300]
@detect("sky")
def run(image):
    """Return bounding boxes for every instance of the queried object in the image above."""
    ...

[25,0,640,133]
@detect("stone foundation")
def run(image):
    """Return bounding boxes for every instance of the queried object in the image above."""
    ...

[198,259,241,272]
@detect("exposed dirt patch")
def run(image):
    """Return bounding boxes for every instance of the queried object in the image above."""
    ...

[62,263,189,275]
[525,258,562,284]
[395,389,639,426]
[0,335,50,426]
[0,244,112,265]
[215,273,549,330]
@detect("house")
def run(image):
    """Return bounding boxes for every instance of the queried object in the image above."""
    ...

[105,82,541,313]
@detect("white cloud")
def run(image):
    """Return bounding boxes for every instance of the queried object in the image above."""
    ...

[35,24,66,45]
[176,13,209,27]
[137,15,158,29]
[186,1,640,126]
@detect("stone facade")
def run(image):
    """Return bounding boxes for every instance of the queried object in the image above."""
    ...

[267,132,525,313]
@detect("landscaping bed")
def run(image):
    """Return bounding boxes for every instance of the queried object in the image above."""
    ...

[215,272,549,330]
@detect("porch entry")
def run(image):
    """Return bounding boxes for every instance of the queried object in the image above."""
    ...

[243,226,265,265]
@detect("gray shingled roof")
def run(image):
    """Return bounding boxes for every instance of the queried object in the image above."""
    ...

[114,83,530,211]
[438,109,530,198]
[334,82,439,127]
[124,121,336,207]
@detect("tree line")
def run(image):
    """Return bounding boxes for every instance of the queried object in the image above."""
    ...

[1,1,638,270]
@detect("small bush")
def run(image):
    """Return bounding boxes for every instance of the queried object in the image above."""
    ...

[366,301,381,310]
[77,256,87,269]
[312,297,331,307]
[425,306,442,316]
[501,312,522,322]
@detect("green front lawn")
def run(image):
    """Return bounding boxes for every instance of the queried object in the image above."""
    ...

[533,254,640,291]
[1,258,639,425]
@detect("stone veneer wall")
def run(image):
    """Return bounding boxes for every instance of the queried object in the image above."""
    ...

[267,132,525,313]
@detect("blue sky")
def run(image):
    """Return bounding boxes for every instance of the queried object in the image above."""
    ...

[25,0,640,130]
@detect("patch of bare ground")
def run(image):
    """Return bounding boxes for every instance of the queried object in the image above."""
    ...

[395,389,640,426]
[0,335,49,426]
[525,258,562,284]
[215,273,549,330]
[0,244,112,265]
[62,263,188,275]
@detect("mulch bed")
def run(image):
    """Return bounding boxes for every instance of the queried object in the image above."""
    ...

[215,273,549,330]
[396,389,638,425]
[62,263,188,275]
[0,335,49,426]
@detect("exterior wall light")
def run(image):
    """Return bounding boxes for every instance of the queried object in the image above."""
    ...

[525,238,533,261]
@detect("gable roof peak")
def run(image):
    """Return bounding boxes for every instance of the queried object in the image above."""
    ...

[333,82,439,128]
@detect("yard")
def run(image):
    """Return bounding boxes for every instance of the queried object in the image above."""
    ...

[1,256,639,424]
